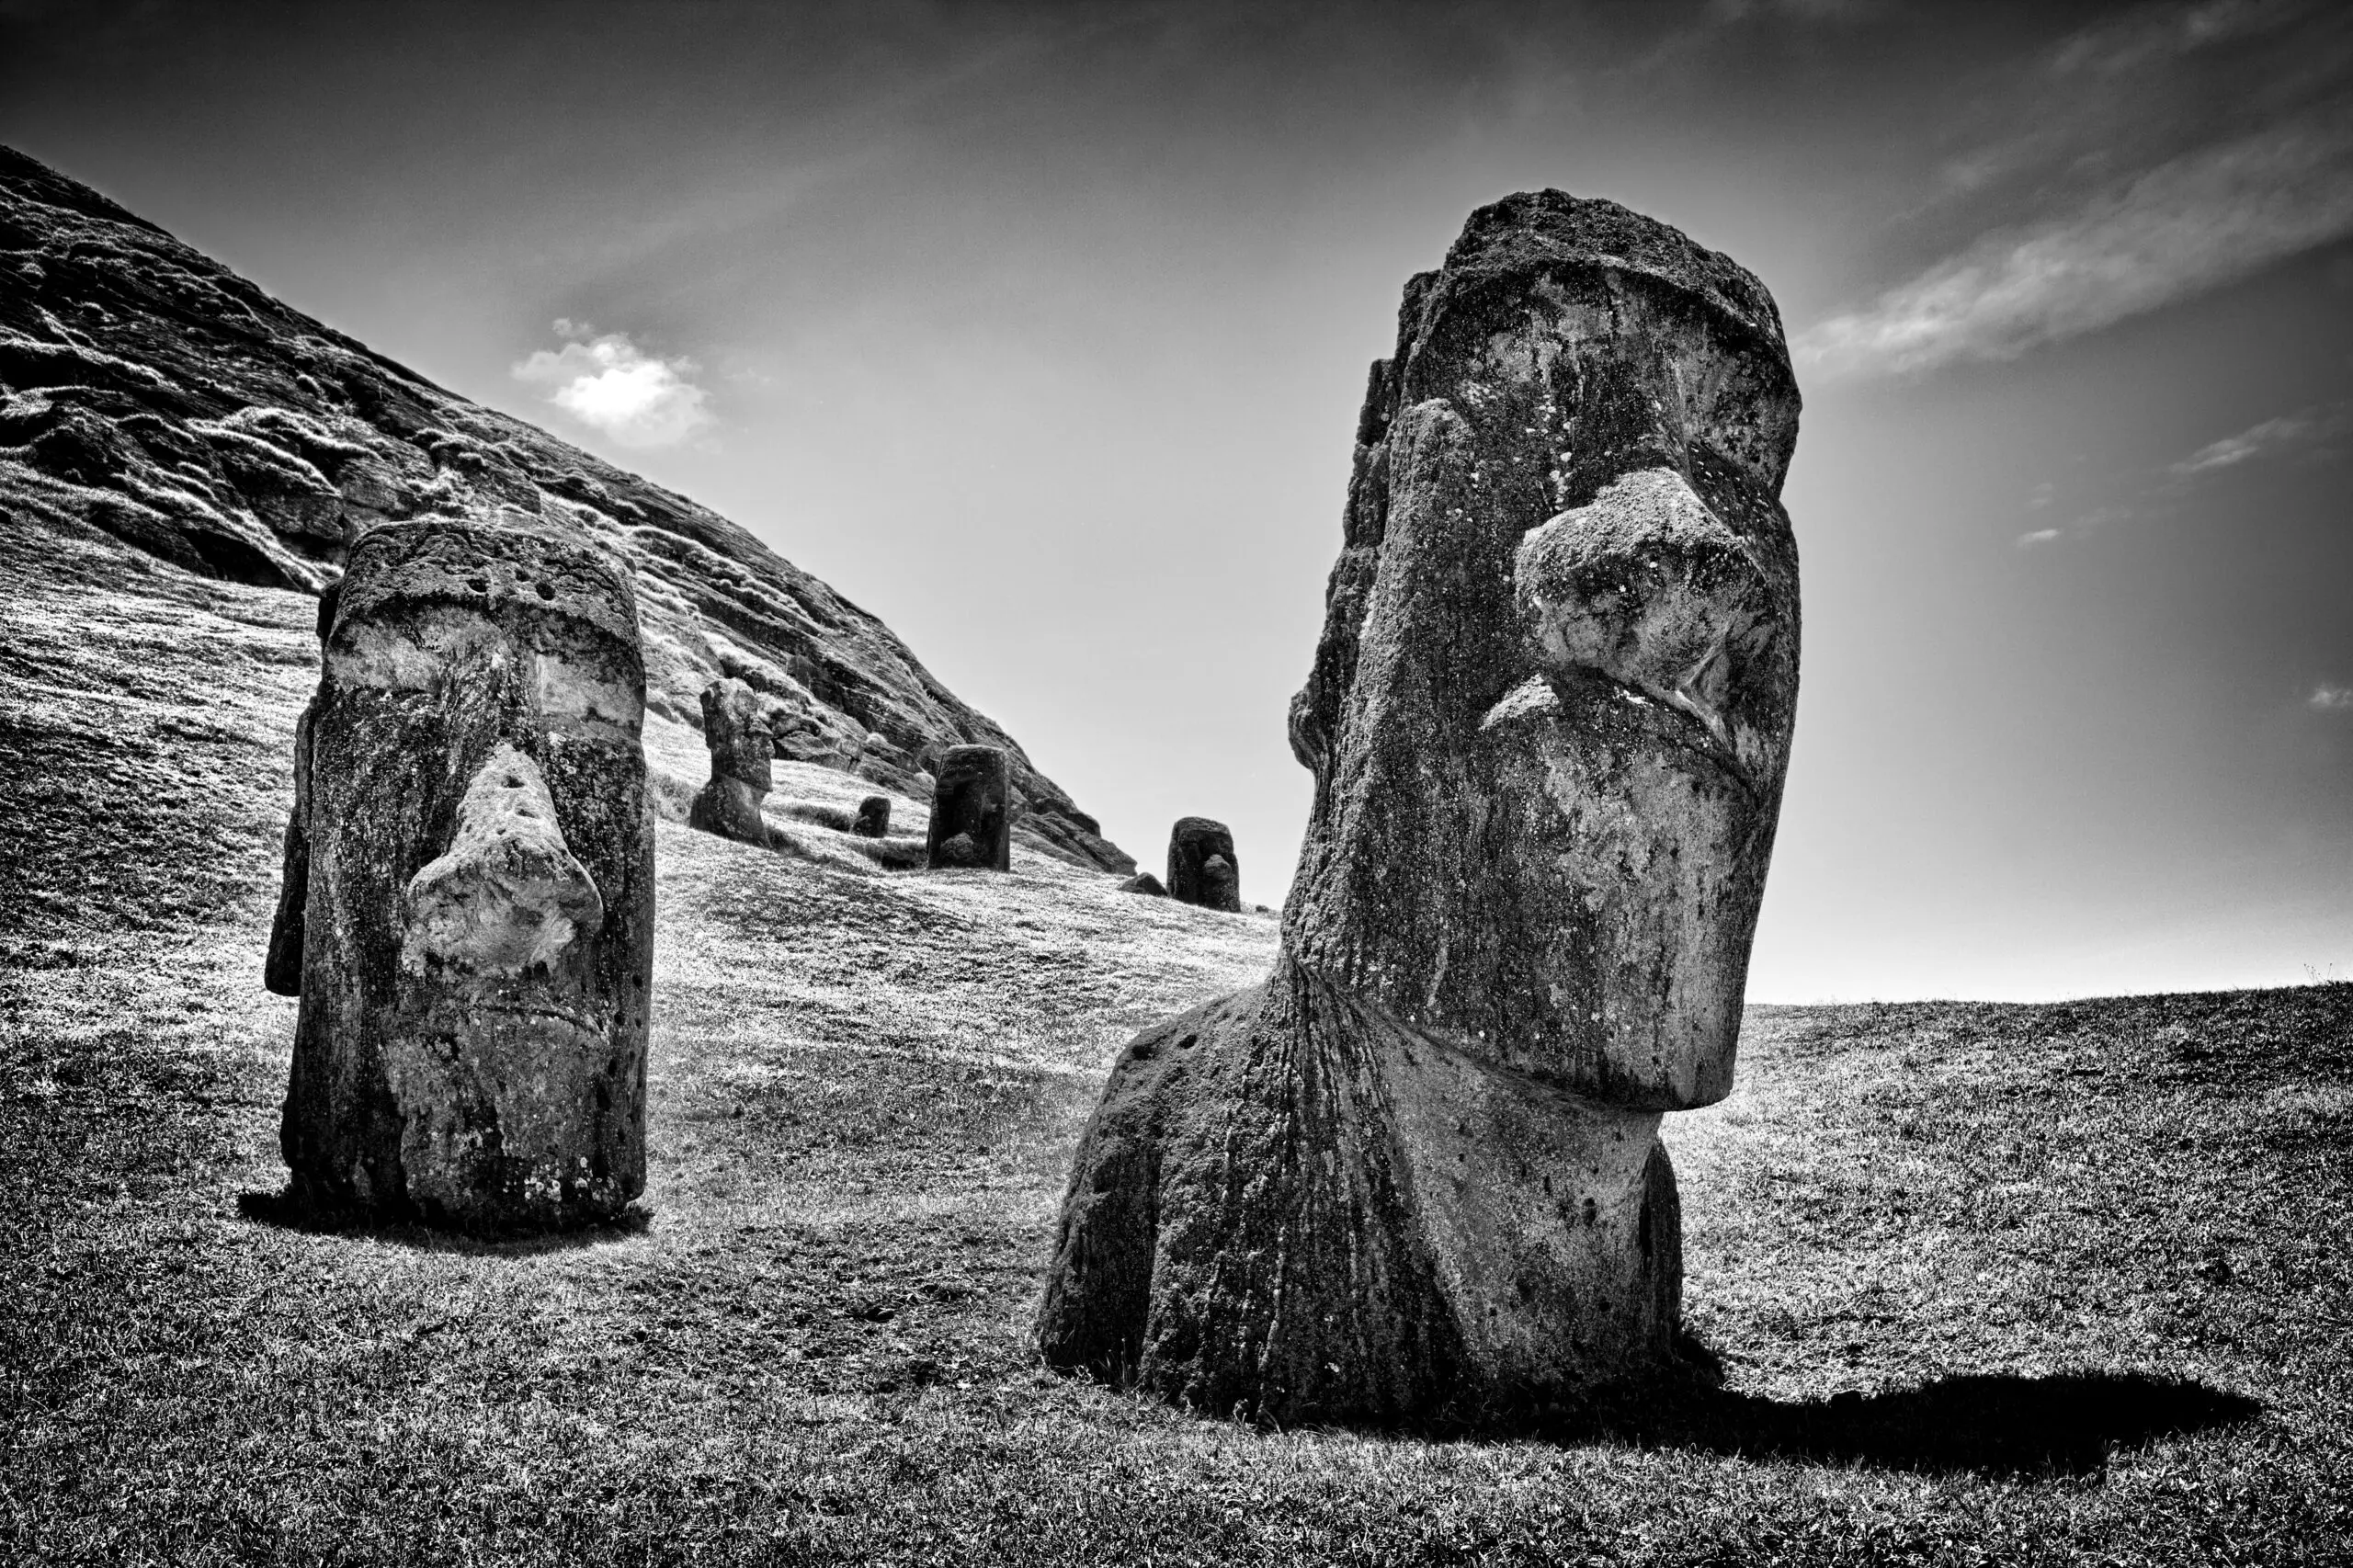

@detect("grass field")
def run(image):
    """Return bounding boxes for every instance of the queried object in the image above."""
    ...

[6,528,2351,1564]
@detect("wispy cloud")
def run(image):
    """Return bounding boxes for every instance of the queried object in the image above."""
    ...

[513,322,712,448]
[2170,401,2353,474]
[2311,685,2353,711]
[2016,528,2062,549]
[1800,101,2353,378]
[1798,0,2353,380]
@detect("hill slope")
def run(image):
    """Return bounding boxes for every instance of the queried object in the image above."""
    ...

[0,143,1131,874]
[5,391,2349,1564]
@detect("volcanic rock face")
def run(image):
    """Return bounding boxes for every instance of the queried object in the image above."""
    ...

[271,516,654,1229]
[1165,817,1241,913]
[687,676,776,845]
[926,744,1013,871]
[1038,190,1802,1423]
[0,145,1131,875]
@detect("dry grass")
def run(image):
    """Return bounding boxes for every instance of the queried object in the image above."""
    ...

[5,519,2350,1564]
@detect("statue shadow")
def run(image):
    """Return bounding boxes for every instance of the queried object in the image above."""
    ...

[234,1187,652,1256]
[1489,1366,2263,1478]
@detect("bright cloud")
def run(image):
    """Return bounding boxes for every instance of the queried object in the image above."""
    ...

[1797,102,2353,379]
[513,322,712,448]
[2313,685,2353,711]
[2016,528,2062,548]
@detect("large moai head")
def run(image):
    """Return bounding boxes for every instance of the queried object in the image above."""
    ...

[1282,190,1801,1112]
[270,514,654,1229]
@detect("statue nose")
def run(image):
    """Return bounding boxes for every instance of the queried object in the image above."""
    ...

[1513,466,1766,752]
[403,743,605,976]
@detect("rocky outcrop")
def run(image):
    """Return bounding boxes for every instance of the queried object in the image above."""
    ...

[926,744,1013,871]
[271,516,654,1230]
[1165,817,1241,912]
[0,144,1131,874]
[1038,191,1803,1424]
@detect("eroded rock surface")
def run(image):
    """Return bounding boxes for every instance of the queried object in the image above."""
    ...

[0,144,1131,874]
[926,744,1012,871]
[269,515,654,1230]
[1039,190,1802,1423]
[1166,817,1241,913]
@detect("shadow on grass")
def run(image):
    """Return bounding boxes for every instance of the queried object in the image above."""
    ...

[1540,1368,2263,1478]
[234,1187,652,1256]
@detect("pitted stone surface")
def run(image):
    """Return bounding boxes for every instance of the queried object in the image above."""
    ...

[1040,190,1802,1423]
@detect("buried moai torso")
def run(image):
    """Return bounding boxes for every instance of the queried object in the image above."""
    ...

[1037,191,1801,1422]
[267,516,654,1230]
[926,744,1013,869]
[688,676,775,845]
[1165,817,1241,913]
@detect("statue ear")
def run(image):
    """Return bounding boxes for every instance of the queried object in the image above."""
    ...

[263,699,315,996]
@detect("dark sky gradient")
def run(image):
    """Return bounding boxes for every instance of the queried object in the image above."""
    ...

[6,0,2348,999]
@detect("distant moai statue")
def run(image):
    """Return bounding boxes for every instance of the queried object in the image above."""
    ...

[1166,817,1242,913]
[1119,871,1169,897]
[688,676,774,844]
[1037,191,1802,1423]
[267,515,654,1230]
[853,795,892,838]
[926,744,1013,869]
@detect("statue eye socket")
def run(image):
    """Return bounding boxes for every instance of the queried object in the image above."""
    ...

[327,618,460,692]
[534,652,643,743]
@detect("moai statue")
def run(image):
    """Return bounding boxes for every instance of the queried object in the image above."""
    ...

[267,515,655,1230]
[853,795,892,838]
[1166,817,1242,912]
[1119,871,1169,897]
[688,676,774,844]
[926,744,1013,870]
[1037,191,1802,1424]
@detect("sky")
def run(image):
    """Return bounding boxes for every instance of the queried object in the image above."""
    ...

[4,0,2349,1002]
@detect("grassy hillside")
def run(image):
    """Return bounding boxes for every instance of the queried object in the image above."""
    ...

[5,528,2350,1563]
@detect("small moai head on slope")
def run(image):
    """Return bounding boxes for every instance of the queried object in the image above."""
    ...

[699,676,774,791]
[687,676,775,844]
[1166,817,1242,912]
[1282,189,1802,1113]
[926,744,1012,870]
[853,795,892,838]
[275,514,654,1229]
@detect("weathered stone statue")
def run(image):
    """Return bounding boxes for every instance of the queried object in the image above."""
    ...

[853,795,892,838]
[1119,871,1169,898]
[688,676,775,844]
[1036,191,1802,1424]
[1166,817,1242,912]
[926,744,1013,870]
[267,515,655,1230]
